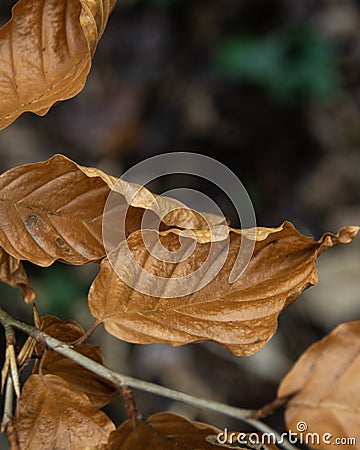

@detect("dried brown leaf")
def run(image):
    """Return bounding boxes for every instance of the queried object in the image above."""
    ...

[0,0,116,130]
[34,316,116,408]
[278,321,360,449]
[0,247,35,303]
[0,154,223,268]
[102,412,222,450]
[16,374,115,450]
[37,315,91,349]
[0,155,110,265]
[101,174,227,241]
[103,412,280,449]
[88,222,359,356]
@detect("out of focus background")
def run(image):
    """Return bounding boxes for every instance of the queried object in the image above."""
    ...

[0,0,359,444]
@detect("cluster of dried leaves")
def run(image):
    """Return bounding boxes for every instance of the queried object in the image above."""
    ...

[0,1,359,449]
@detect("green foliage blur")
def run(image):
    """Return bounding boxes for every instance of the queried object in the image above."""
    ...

[28,263,95,320]
[215,27,339,102]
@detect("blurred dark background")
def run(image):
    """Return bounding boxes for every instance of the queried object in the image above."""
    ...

[0,0,359,445]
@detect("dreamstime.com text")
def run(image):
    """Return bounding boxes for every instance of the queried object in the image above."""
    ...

[216,422,357,447]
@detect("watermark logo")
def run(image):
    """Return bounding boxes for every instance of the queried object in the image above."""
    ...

[214,422,357,447]
[296,421,308,432]
[102,152,256,297]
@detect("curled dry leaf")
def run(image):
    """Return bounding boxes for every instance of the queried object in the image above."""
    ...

[0,247,35,303]
[0,155,110,265]
[15,374,115,450]
[102,412,222,450]
[35,315,94,357]
[278,321,360,449]
[0,0,116,130]
[0,154,223,269]
[34,316,116,408]
[88,222,359,356]
[103,412,279,450]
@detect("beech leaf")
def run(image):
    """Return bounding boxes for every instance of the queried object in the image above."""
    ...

[0,247,35,303]
[34,316,116,408]
[278,321,360,449]
[103,412,279,449]
[0,0,116,130]
[15,374,115,450]
[103,412,225,450]
[0,155,111,265]
[0,154,223,268]
[88,222,359,356]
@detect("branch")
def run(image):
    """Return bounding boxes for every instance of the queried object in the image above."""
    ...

[0,306,299,450]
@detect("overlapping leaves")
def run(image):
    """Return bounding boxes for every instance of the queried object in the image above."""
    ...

[0,154,358,355]
[0,0,358,448]
[0,154,216,274]
[34,316,116,408]
[0,156,357,448]
[15,316,116,449]
[16,374,114,450]
[102,412,280,449]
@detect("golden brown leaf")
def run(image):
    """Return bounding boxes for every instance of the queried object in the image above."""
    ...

[16,374,115,450]
[0,155,110,265]
[0,0,116,130]
[101,173,227,242]
[103,412,280,449]
[103,412,222,450]
[278,321,360,449]
[0,154,224,267]
[0,247,35,303]
[88,222,359,356]
[34,316,116,408]
[37,315,92,351]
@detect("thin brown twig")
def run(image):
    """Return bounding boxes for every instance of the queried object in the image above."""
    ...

[5,421,20,450]
[122,385,142,428]
[247,391,299,420]
[70,318,102,346]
